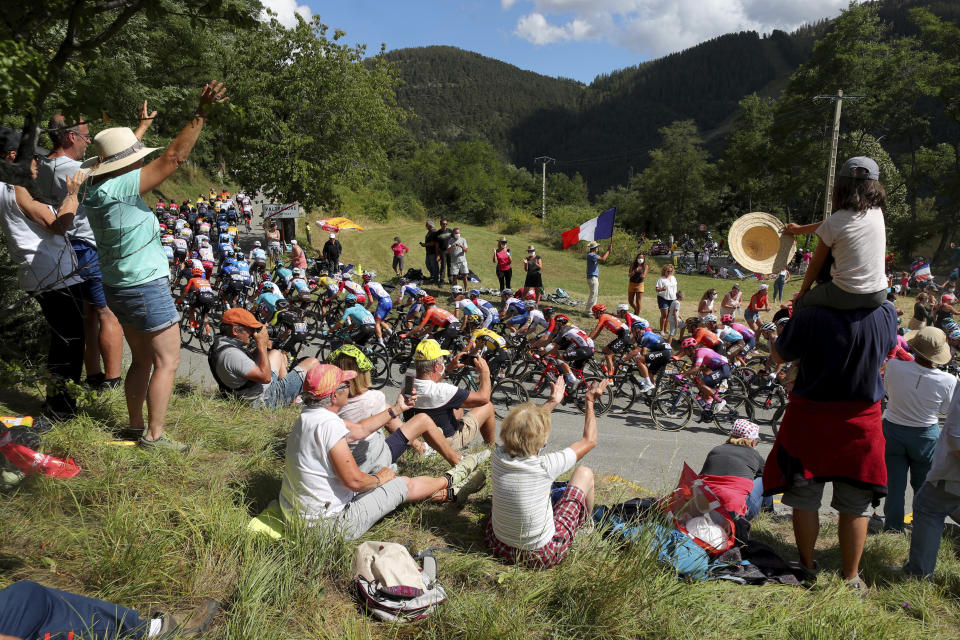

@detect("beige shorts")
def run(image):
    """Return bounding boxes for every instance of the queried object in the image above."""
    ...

[628,282,645,293]
[447,412,481,450]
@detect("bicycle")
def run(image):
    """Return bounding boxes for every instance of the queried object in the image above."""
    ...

[649,374,752,433]
[745,370,787,435]
[178,303,215,354]
[517,354,614,415]
[446,356,529,420]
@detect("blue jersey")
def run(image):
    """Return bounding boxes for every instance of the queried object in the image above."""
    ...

[342,305,375,326]
[473,298,499,321]
[219,242,234,257]
[251,248,267,262]
[399,284,423,304]
[257,292,282,311]
[640,331,668,351]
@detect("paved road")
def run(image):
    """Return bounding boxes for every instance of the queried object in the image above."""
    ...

[172,205,910,517]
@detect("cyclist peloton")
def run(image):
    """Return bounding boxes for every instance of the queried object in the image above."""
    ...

[362,272,393,346]
[468,288,500,329]
[400,295,461,350]
[587,303,633,377]
[332,293,377,346]
[624,319,668,393]
[679,337,731,414]
[452,317,510,379]
[540,314,595,386]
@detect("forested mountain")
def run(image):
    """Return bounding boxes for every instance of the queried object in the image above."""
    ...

[381,0,960,194]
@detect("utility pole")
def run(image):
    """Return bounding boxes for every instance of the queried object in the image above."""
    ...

[534,156,555,219]
[813,90,864,219]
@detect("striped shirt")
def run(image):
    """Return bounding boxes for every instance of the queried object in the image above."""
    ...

[490,446,576,550]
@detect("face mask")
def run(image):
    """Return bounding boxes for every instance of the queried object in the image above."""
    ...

[637,257,644,264]
[528,251,535,257]
[454,234,461,239]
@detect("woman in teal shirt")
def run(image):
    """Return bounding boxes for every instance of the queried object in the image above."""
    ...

[81,82,227,452]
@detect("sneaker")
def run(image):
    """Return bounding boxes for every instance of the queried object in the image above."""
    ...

[714,399,728,413]
[446,449,490,487]
[138,434,190,453]
[85,372,106,390]
[451,469,486,506]
[845,575,869,598]
[155,600,220,639]
[116,427,145,441]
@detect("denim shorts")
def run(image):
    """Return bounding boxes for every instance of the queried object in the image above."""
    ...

[104,277,179,333]
[657,295,672,310]
[261,366,306,408]
[743,308,760,324]
[71,240,107,308]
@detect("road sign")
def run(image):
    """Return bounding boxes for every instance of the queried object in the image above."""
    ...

[698,223,706,232]
[262,203,301,219]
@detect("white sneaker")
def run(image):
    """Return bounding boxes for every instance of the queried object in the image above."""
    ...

[422,443,436,457]
[714,399,728,413]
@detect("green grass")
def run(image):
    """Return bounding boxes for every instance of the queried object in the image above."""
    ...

[2,381,960,639]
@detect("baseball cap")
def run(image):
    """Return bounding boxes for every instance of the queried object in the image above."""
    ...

[0,127,21,153]
[414,339,449,361]
[838,156,880,180]
[221,307,263,329]
[329,233,336,239]
[303,364,357,399]
[731,419,760,440]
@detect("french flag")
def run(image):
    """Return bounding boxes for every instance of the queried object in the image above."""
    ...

[912,262,932,281]
[561,207,616,250]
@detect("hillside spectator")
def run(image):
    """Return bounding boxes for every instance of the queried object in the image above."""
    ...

[523,245,543,302]
[486,378,608,568]
[81,82,228,452]
[773,268,790,303]
[265,221,281,268]
[321,233,342,274]
[278,365,485,540]
[882,327,956,532]
[627,250,648,314]
[448,226,470,290]
[697,288,717,319]
[744,284,770,332]
[409,339,496,450]
[435,218,455,285]
[0,580,219,640]
[391,236,408,276]
[655,263,678,334]
[762,299,897,593]
[668,291,685,338]
[902,375,960,578]
[494,237,512,290]
[699,419,772,519]
[933,293,957,330]
[909,293,932,330]
[801,250,811,274]
[0,127,85,419]
[209,308,320,408]
[720,283,742,318]
[290,238,306,270]
[38,114,123,390]
[584,238,612,317]
[420,220,439,283]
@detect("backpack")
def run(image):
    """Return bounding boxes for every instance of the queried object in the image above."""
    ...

[352,541,446,622]
[403,268,425,282]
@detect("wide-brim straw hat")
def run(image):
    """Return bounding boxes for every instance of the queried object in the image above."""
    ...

[81,127,160,177]
[727,212,796,274]
[904,326,952,365]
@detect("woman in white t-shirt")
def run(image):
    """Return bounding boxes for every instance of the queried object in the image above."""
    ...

[486,378,608,568]
[655,264,678,334]
[791,156,889,311]
[720,284,742,318]
[329,345,483,474]
[881,327,957,532]
[697,288,718,319]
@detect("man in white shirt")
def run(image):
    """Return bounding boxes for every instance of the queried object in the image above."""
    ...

[279,364,485,539]
[447,227,470,290]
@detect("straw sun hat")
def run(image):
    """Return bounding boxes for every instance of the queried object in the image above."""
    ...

[727,212,796,274]
[80,127,161,177]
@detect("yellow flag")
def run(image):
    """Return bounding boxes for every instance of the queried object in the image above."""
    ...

[100,109,111,124]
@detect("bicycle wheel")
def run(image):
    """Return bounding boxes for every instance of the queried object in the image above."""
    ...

[608,374,639,414]
[712,393,753,435]
[720,376,750,412]
[748,386,786,435]
[650,388,693,431]
[197,319,214,354]
[573,377,614,415]
[654,358,685,387]
[517,369,552,401]
[491,378,529,420]
[366,343,392,390]
[179,315,194,347]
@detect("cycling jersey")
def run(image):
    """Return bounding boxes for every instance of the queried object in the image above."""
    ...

[199,246,214,262]
[454,299,481,317]
[249,248,267,263]
[525,309,550,330]
[198,222,211,235]
[472,328,506,351]
[718,327,744,344]
[507,311,530,326]
[163,245,174,260]
[274,267,293,288]
[363,280,389,302]
[595,313,627,336]
[160,234,174,246]
[693,348,728,370]
[290,277,311,296]
[195,234,209,246]
[413,306,458,331]
[621,312,641,328]
[236,259,251,275]
[174,219,187,231]
[556,326,594,350]
[173,238,188,253]
[639,331,669,351]
[398,284,422,305]
[182,277,214,298]
[342,305,375,326]
[256,292,283,313]
[186,258,204,271]
[692,327,722,349]
[729,323,755,340]
[218,243,234,257]
[502,296,521,314]
[506,300,526,316]
[341,280,364,297]
[227,225,239,236]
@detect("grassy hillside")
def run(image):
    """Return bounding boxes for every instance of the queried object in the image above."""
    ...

[1,364,958,639]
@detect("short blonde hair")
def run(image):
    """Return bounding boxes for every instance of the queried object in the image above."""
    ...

[331,352,371,397]
[726,436,757,447]
[500,402,551,457]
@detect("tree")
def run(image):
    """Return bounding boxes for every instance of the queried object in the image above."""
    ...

[630,120,713,233]
[219,17,406,208]
[717,94,778,215]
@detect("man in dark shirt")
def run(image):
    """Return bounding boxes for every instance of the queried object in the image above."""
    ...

[321,233,342,273]
[434,218,455,285]
[764,301,897,591]
[421,220,440,283]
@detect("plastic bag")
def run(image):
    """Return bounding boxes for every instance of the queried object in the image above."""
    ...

[0,432,81,478]
[664,463,734,556]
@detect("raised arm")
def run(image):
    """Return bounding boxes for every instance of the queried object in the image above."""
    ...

[14,171,83,235]
[140,82,227,195]
[569,379,607,460]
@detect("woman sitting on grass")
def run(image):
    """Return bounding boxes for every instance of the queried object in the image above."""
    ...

[485,378,609,568]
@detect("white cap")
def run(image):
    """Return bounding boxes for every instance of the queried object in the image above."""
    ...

[330,233,336,238]
[290,239,297,245]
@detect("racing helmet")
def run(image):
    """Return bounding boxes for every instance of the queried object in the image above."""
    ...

[524,300,536,309]
[759,322,776,332]
[451,285,463,295]
[293,268,305,278]
[591,304,606,315]
[355,294,366,304]
[422,295,436,306]
[500,288,512,297]
[703,314,718,324]
[950,329,960,341]
[345,294,358,305]
[362,273,372,282]
[685,316,701,327]
[681,338,697,349]
[191,266,203,277]
[776,317,791,326]
[616,303,629,314]
[541,306,554,317]
[275,299,290,310]
[254,241,261,247]
[554,314,570,326]
[632,319,650,331]
[721,314,734,324]
[469,289,481,297]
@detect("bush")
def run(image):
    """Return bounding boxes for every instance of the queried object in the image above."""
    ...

[498,207,541,235]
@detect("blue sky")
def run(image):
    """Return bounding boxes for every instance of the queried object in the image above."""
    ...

[260,0,851,84]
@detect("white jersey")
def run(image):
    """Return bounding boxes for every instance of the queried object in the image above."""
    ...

[559,326,594,349]
[173,237,188,251]
[342,280,364,297]
[526,309,549,329]
[502,296,521,314]
[365,280,389,301]
[199,245,214,261]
